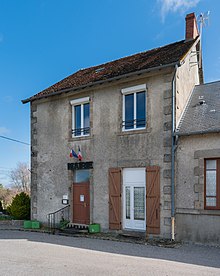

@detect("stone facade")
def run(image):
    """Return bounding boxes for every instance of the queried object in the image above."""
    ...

[176,134,220,243]
[30,42,201,240]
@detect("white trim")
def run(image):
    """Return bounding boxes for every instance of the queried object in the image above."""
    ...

[122,84,147,131]
[123,168,146,231]
[121,84,146,95]
[70,97,90,138]
[70,97,90,105]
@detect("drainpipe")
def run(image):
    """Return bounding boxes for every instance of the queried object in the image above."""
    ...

[171,64,178,241]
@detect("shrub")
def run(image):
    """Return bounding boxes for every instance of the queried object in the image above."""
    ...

[7,192,30,220]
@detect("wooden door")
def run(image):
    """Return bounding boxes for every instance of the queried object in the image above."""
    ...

[146,166,160,235]
[109,168,121,230]
[72,182,90,225]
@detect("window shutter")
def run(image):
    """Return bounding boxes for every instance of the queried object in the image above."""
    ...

[146,166,160,234]
[109,168,121,230]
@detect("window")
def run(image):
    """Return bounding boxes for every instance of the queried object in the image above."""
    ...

[70,97,90,137]
[122,84,146,131]
[74,169,90,183]
[205,159,220,210]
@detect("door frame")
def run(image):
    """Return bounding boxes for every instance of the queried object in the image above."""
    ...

[72,181,90,225]
[122,168,146,231]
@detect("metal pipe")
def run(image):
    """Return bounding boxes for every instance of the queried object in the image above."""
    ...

[171,64,178,241]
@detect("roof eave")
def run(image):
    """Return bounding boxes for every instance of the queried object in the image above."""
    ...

[176,129,220,137]
[22,61,180,104]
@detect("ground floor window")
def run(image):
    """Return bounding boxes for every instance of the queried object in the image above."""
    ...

[205,159,220,210]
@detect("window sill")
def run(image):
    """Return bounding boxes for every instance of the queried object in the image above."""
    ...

[118,127,151,136]
[68,135,93,142]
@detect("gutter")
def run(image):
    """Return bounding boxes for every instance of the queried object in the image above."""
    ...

[170,37,200,241]
[171,64,179,241]
[22,62,179,104]
[176,129,220,137]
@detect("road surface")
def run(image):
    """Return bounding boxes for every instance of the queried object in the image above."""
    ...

[0,230,219,275]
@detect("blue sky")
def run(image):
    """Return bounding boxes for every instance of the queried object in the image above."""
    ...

[0,0,220,186]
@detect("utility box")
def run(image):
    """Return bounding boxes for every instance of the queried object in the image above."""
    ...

[31,221,40,229]
[89,223,100,233]
[24,220,32,229]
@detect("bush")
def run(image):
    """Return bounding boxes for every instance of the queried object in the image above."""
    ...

[7,192,30,220]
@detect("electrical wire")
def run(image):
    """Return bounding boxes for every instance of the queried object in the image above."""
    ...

[0,135,30,146]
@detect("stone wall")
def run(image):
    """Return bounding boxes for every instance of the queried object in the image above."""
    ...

[176,134,220,243]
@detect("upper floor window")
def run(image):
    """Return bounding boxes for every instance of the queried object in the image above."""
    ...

[205,159,220,210]
[121,84,147,131]
[70,97,90,137]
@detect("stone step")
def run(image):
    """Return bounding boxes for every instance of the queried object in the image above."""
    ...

[67,223,89,230]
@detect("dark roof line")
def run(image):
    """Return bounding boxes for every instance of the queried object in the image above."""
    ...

[176,128,220,137]
[22,61,179,104]
[194,79,220,87]
[22,37,199,104]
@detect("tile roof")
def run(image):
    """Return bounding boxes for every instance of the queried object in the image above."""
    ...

[23,38,197,103]
[176,81,220,135]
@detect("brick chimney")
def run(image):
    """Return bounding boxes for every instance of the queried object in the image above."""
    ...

[185,13,199,40]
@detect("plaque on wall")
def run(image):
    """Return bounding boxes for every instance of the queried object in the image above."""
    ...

[67,162,93,170]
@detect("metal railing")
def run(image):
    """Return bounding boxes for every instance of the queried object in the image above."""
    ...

[47,205,70,234]
[72,127,90,136]
[122,118,146,129]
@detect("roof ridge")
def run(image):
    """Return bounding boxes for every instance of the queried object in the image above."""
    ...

[195,80,220,87]
[78,39,186,72]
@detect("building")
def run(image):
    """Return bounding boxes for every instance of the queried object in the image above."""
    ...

[23,13,219,243]
[176,81,220,243]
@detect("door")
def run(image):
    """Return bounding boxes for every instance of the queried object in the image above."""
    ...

[109,168,121,230]
[123,168,146,231]
[72,181,90,224]
[146,166,160,234]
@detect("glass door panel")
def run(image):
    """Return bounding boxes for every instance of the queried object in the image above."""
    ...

[134,187,145,220]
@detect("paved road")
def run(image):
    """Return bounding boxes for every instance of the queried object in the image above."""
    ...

[0,230,219,276]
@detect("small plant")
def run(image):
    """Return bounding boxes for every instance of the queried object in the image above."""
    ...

[59,218,69,229]
[7,192,30,220]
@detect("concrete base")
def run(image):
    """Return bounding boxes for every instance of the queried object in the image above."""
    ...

[176,213,220,245]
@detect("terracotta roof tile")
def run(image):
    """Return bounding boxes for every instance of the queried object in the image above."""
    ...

[24,38,196,103]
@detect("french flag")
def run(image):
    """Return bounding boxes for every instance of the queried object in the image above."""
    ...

[70,148,78,158]
[78,147,82,161]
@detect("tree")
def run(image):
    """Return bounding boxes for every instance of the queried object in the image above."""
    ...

[7,192,30,220]
[10,162,30,194]
[0,184,17,209]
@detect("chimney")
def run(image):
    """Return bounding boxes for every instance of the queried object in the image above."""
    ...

[185,13,199,40]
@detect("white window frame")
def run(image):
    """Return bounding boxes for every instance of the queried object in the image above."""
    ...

[121,84,147,132]
[70,97,90,138]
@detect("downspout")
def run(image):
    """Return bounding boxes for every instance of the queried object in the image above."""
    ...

[171,64,178,241]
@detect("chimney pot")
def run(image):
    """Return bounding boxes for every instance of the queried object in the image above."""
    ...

[185,13,199,40]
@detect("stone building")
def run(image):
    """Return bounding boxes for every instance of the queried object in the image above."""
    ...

[22,13,220,243]
[176,81,220,243]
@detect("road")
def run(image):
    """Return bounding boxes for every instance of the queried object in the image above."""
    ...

[0,230,219,275]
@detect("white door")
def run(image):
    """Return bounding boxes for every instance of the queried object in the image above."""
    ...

[123,168,146,231]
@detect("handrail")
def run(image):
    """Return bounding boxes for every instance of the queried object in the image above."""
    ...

[47,205,70,234]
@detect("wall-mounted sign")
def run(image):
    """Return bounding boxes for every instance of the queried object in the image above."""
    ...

[80,195,84,202]
[67,162,93,170]
[62,199,69,205]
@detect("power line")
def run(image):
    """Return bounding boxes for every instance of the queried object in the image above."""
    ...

[0,135,30,146]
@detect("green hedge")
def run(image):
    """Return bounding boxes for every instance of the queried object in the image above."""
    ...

[7,192,30,220]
